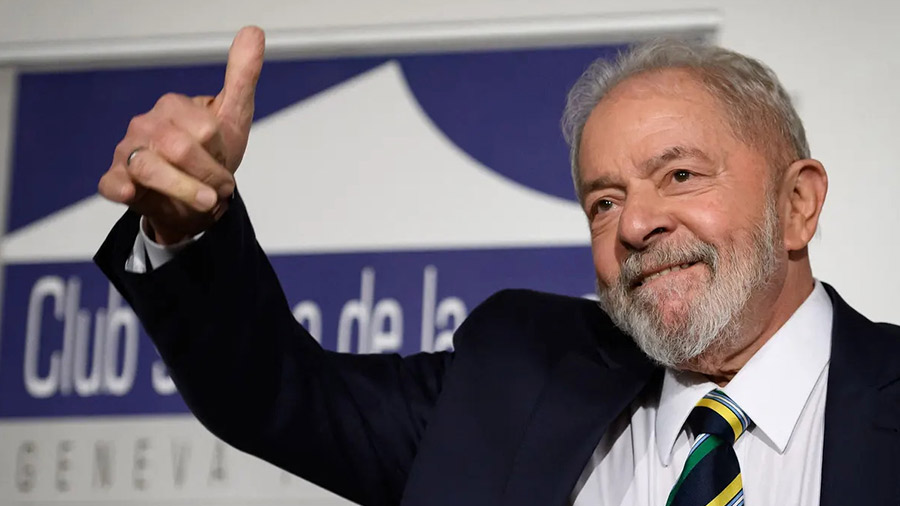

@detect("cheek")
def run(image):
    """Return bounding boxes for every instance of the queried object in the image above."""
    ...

[590,232,621,287]
[677,193,757,245]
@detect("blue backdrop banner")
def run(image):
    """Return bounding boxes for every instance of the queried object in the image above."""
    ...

[1,43,622,420]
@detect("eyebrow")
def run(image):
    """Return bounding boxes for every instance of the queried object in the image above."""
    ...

[641,145,712,175]
[578,145,712,200]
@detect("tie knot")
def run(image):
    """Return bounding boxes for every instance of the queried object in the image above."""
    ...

[687,389,752,444]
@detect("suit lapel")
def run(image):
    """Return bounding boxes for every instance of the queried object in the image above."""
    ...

[820,284,900,505]
[501,341,658,506]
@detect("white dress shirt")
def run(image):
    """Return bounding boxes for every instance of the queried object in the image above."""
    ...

[126,217,200,273]
[130,231,833,505]
[572,281,833,505]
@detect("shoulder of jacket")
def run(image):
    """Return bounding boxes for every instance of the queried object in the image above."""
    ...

[452,289,611,352]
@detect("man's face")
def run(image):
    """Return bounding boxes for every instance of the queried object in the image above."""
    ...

[578,69,784,366]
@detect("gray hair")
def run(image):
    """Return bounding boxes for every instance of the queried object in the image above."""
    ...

[561,39,810,198]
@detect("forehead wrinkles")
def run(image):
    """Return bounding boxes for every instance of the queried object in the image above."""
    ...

[579,70,733,177]
[625,67,792,175]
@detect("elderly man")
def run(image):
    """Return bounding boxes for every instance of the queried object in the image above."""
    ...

[95,27,899,506]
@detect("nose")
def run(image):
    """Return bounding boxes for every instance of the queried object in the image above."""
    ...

[617,188,674,251]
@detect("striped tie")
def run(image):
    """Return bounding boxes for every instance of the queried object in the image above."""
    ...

[666,389,753,506]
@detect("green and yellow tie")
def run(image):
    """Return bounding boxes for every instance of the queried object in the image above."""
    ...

[666,389,752,506]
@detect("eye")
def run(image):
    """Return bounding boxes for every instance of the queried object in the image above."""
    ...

[672,170,692,183]
[592,198,615,215]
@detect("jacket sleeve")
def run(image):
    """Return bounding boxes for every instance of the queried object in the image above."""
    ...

[93,192,453,506]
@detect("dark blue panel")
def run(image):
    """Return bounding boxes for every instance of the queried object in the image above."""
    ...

[400,45,625,203]
[0,246,594,418]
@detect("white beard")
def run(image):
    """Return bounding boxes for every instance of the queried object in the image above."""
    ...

[595,197,780,367]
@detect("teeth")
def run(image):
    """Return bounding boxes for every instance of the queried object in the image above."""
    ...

[642,263,694,284]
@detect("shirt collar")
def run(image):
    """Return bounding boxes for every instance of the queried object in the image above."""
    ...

[655,281,833,466]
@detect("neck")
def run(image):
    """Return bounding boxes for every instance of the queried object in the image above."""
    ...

[678,258,815,386]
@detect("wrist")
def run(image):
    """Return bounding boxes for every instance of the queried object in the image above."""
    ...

[144,218,192,246]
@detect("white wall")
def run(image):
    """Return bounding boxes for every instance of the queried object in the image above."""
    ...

[0,67,16,341]
[0,0,896,325]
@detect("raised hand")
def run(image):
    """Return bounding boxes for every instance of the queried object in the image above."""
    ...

[98,26,265,245]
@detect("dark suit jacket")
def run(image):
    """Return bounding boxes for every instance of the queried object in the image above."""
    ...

[94,193,900,506]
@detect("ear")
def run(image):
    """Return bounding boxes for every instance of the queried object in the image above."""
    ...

[781,158,828,252]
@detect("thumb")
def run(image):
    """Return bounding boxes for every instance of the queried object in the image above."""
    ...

[215,26,265,132]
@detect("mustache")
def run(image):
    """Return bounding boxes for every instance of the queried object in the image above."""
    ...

[618,239,719,288]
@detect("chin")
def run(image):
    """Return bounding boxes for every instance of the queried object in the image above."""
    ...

[655,305,693,331]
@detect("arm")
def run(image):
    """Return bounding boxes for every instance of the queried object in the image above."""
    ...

[94,26,451,504]
[95,191,452,506]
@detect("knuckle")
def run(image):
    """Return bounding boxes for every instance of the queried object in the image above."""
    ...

[97,173,112,196]
[114,140,130,160]
[126,152,152,182]
[198,170,215,186]
[200,165,232,192]
[155,92,183,109]
[127,113,151,136]
[194,116,221,145]
[98,170,128,202]
[220,179,236,197]
[158,131,193,165]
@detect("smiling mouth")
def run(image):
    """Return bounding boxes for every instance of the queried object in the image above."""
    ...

[634,261,700,288]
